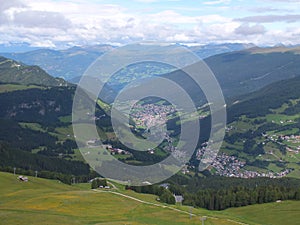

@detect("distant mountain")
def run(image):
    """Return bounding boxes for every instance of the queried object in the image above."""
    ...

[95,45,300,105]
[0,56,67,86]
[1,45,114,81]
[204,46,300,98]
[147,46,299,107]
[0,43,40,53]
[189,43,256,59]
[4,43,298,103]
[0,43,254,82]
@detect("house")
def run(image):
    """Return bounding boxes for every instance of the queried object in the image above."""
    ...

[159,183,170,189]
[174,194,184,204]
[18,176,28,182]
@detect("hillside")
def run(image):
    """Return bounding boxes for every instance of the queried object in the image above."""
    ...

[150,74,300,179]
[1,171,299,225]
[2,44,300,100]
[1,45,114,81]
[3,44,300,102]
[0,171,238,225]
[150,45,300,108]
[212,75,300,178]
[0,43,253,82]
[0,56,67,86]
[228,75,300,121]
[204,46,300,98]
[0,83,111,180]
[2,46,300,179]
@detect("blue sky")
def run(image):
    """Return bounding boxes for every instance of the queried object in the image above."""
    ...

[0,0,300,49]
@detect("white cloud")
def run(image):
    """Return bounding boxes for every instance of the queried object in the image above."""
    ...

[248,7,291,13]
[0,0,299,48]
[236,14,300,23]
[235,23,266,35]
[132,0,159,2]
[132,0,180,2]
[0,0,25,12]
[203,0,231,5]
[13,10,72,29]
[263,0,300,2]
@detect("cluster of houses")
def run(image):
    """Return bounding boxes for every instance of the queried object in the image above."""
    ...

[233,169,292,179]
[196,147,292,179]
[263,133,300,152]
[272,119,294,124]
[103,144,131,156]
[211,153,246,177]
[281,135,300,151]
[131,103,175,129]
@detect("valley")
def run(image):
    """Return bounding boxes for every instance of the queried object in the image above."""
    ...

[1,0,300,224]
[1,44,300,223]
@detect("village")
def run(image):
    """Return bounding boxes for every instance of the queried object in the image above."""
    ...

[102,144,132,156]
[86,102,298,179]
[130,103,176,129]
[263,133,300,153]
[196,146,292,178]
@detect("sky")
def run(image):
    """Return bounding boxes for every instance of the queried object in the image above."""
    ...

[0,0,300,49]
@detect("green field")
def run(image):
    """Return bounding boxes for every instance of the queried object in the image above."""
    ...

[1,172,300,225]
[223,201,300,225]
[0,84,44,93]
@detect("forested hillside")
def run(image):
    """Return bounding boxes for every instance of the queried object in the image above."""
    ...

[0,56,67,86]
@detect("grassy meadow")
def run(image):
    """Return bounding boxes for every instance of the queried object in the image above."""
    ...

[1,171,300,225]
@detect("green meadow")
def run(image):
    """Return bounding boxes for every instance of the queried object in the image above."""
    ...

[1,171,300,225]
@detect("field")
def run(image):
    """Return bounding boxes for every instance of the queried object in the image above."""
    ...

[1,172,300,225]
[223,201,300,225]
[0,84,44,93]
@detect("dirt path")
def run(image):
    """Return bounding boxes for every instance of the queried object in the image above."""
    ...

[92,189,248,225]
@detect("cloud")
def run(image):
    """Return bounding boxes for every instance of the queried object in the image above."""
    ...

[0,0,25,12]
[203,0,231,5]
[132,0,158,2]
[133,0,180,2]
[262,0,300,2]
[0,0,300,48]
[13,10,72,29]
[236,14,300,23]
[0,0,72,30]
[235,23,266,35]
[0,0,26,23]
[248,7,291,13]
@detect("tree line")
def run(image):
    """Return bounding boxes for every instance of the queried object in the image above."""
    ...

[126,185,176,204]
[0,141,91,178]
[183,185,300,210]
[127,175,300,210]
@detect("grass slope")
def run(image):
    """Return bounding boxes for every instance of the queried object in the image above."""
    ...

[223,201,300,225]
[0,172,238,225]
[1,171,300,224]
[0,84,44,93]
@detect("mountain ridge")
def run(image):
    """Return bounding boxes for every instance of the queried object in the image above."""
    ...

[0,56,68,86]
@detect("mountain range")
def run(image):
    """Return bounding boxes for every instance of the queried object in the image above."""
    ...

[0,44,300,180]
[0,43,254,82]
